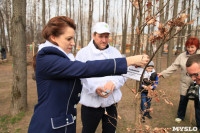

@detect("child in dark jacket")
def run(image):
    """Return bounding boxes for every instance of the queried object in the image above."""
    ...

[140,61,158,122]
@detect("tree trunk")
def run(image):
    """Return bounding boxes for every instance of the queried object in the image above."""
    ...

[187,0,191,38]
[135,1,143,55]
[6,0,12,55]
[105,0,110,23]
[49,0,51,19]
[102,0,105,21]
[42,0,45,28]
[146,0,152,56]
[11,0,27,115]
[73,0,75,19]
[0,10,7,50]
[57,0,59,16]
[180,0,186,53]
[167,0,178,67]
[99,0,101,21]
[195,1,200,37]
[177,0,186,51]
[162,0,170,56]
[134,0,143,128]
[121,0,128,55]
[156,0,164,72]
[33,0,37,54]
[69,0,71,18]
[87,0,93,43]
[79,0,84,48]
[0,13,2,48]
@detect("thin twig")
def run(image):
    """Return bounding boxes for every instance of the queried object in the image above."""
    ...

[139,24,187,90]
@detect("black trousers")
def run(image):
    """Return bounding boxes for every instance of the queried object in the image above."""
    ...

[81,104,117,133]
[177,95,200,129]
[177,95,189,120]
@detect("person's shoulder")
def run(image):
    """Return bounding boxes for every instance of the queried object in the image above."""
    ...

[177,51,187,59]
[196,49,200,54]
[180,51,186,56]
[76,45,90,55]
[109,46,121,53]
[38,47,66,57]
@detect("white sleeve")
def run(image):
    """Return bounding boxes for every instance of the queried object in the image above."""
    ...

[111,76,127,90]
[76,50,100,96]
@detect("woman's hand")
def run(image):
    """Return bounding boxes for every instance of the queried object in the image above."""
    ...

[157,73,163,78]
[126,55,149,67]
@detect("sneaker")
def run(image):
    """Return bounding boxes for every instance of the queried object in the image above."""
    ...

[175,118,182,123]
[146,114,152,119]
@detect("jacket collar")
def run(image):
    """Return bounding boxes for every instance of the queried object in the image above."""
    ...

[186,49,200,57]
[38,40,75,61]
[88,39,110,54]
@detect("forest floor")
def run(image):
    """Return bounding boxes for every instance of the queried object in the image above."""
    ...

[0,53,198,133]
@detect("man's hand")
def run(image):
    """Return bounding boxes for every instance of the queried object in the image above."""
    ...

[96,81,115,98]
[104,81,115,94]
[96,87,109,98]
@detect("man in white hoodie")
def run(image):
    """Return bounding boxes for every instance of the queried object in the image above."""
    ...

[76,22,126,133]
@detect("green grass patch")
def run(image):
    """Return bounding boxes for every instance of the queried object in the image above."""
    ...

[0,112,25,133]
[10,112,25,124]
[15,128,22,133]
[0,115,10,133]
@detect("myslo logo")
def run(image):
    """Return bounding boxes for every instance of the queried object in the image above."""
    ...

[172,126,198,132]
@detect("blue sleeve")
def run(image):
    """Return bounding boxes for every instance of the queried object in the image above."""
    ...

[152,76,159,89]
[141,83,144,89]
[36,50,127,80]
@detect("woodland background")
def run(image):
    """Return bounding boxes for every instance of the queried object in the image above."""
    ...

[0,0,200,132]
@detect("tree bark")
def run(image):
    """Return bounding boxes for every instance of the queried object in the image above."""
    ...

[167,0,178,67]
[11,0,27,115]
[156,0,164,72]
[49,0,51,19]
[187,0,191,39]
[105,0,110,23]
[69,0,71,18]
[135,1,143,55]
[33,0,38,54]
[87,0,93,43]
[5,0,12,55]
[102,0,105,21]
[42,0,45,28]
[79,0,84,48]
[0,10,7,50]
[121,0,128,54]
[195,2,200,37]
[57,0,59,16]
